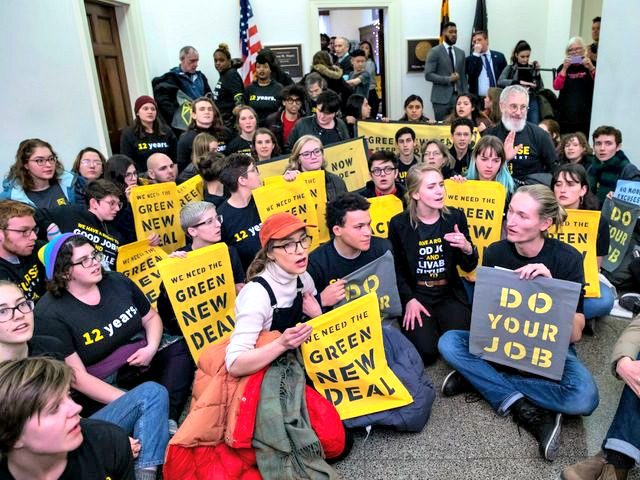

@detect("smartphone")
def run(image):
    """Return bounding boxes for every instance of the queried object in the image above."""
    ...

[569,55,583,64]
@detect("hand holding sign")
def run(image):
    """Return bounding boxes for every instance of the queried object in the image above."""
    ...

[321,279,347,307]
[515,263,552,280]
[279,323,313,349]
[403,298,430,330]
[616,357,640,397]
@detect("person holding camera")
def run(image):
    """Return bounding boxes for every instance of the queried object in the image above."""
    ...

[553,37,596,137]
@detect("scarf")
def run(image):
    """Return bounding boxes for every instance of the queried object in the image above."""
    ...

[589,151,630,204]
[253,352,338,480]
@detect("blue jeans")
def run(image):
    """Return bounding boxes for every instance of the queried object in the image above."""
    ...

[527,96,540,124]
[603,355,640,464]
[583,281,615,319]
[438,330,599,416]
[91,382,170,469]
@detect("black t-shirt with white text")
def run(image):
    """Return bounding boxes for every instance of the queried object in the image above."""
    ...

[34,272,151,367]
[225,136,253,155]
[308,237,391,295]
[119,127,177,173]
[396,155,418,185]
[38,205,122,270]
[245,80,284,126]
[415,219,449,299]
[0,419,134,480]
[218,198,262,271]
[483,238,585,314]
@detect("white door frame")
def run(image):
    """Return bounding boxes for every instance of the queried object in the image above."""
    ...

[71,0,151,155]
[308,0,402,119]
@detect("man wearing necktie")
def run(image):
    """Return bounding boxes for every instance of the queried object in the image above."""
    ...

[425,22,468,121]
[465,31,507,97]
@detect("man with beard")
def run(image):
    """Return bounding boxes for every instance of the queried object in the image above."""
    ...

[307,193,392,311]
[485,85,557,183]
[0,201,46,301]
[425,22,468,121]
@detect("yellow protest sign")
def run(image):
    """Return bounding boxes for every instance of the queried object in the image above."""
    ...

[357,120,480,153]
[264,171,329,243]
[253,178,321,250]
[258,139,370,192]
[548,209,601,298]
[258,154,289,183]
[156,243,236,363]
[301,293,413,419]
[323,138,370,192]
[116,240,168,309]
[177,174,204,207]
[130,183,186,254]
[444,180,505,279]
[368,195,404,238]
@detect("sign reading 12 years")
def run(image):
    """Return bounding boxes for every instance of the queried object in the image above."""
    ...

[469,267,581,380]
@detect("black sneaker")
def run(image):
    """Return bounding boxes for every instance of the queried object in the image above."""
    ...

[510,398,562,461]
[441,370,474,397]
[619,294,640,316]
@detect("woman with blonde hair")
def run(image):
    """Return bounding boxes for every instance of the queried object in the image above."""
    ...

[226,105,258,155]
[388,164,477,365]
[176,132,218,184]
[72,147,106,182]
[421,139,456,179]
[284,134,347,201]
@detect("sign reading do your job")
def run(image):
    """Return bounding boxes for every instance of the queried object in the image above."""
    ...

[469,267,581,380]
[301,293,413,419]
[157,243,236,362]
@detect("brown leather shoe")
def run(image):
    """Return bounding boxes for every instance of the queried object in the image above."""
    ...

[561,455,629,480]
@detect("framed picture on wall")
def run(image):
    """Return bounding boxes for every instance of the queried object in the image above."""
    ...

[407,38,439,72]
[264,44,303,79]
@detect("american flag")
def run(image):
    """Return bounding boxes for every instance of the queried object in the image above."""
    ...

[239,0,262,86]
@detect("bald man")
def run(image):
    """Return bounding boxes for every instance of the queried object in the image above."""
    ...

[147,153,177,183]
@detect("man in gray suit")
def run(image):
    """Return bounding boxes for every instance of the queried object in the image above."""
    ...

[424,22,467,121]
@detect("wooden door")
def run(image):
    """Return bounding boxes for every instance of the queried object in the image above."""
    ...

[359,9,386,117]
[85,1,132,153]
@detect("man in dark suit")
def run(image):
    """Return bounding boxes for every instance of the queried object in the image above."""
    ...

[424,22,468,121]
[334,36,353,77]
[465,30,507,97]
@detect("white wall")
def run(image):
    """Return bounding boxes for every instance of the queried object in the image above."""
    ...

[322,9,375,41]
[590,0,639,165]
[0,0,107,175]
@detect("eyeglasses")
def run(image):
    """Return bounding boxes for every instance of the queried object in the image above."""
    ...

[272,235,312,254]
[71,250,104,268]
[191,215,223,228]
[80,158,101,166]
[244,165,259,176]
[424,151,443,158]
[507,104,529,113]
[29,155,57,166]
[100,199,123,209]
[124,171,138,179]
[285,98,302,105]
[0,300,34,323]
[299,148,323,159]
[371,166,397,176]
[2,226,39,237]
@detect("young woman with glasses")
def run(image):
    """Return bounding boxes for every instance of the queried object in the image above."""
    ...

[71,147,106,182]
[0,280,170,479]
[34,234,193,431]
[1,139,86,209]
[284,134,347,202]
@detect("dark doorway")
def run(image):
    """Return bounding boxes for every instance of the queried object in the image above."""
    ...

[85,1,132,153]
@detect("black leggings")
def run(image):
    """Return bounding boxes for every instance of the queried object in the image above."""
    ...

[402,293,471,366]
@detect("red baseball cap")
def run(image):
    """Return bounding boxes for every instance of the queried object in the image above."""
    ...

[259,212,308,247]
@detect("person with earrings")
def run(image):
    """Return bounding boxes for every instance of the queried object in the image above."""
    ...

[552,163,614,326]
[34,234,192,435]
[120,96,177,174]
[71,147,106,182]
[2,139,86,210]
[438,185,599,462]
[388,164,477,366]
[0,282,170,480]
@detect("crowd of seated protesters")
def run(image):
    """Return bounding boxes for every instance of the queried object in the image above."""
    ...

[2,23,640,480]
